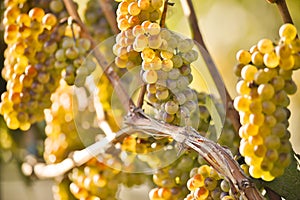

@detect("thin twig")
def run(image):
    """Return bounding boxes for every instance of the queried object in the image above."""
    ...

[136,84,146,108]
[63,0,135,111]
[276,0,293,24]
[267,0,294,24]
[98,0,119,34]
[180,0,207,50]
[160,0,169,28]
[180,0,241,132]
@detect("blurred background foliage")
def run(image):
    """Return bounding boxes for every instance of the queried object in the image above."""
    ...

[0,0,300,199]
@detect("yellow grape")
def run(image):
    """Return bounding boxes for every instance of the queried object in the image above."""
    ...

[263,52,279,68]
[236,49,251,64]
[279,23,297,41]
[241,64,258,81]
[257,38,274,54]
[128,2,141,16]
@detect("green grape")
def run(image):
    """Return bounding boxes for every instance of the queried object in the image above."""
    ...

[254,69,272,84]
[257,83,275,100]
[164,101,179,115]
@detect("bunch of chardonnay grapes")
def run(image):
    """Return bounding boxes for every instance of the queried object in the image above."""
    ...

[55,35,96,87]
[69,156,150,200]
[1,2,66,130]
[84,0,115,43]
[43,79,84,164]
[114,1,199,128]
[116,0,163,31]
[149,152,199,200]
[234,23,300,181]
[68,157,121,200]
[184,164,235,200]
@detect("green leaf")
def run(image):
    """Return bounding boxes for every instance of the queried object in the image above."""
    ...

[263,152,300,199]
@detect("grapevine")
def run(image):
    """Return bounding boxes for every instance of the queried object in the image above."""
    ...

[0,0,300,200]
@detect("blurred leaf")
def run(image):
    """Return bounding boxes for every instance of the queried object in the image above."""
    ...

[263,151,300,199]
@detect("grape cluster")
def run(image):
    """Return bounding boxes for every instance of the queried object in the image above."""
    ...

[69,156,150,200]
[68,158,120,200]
[184,164,235,200]
[116,0,163,31]
[234,23,299,181]
[149,152,199,200]
[43,80,84,164]
[0,4,65,130]
[55,35,96,87]
[114,23,200,127]
[84,0,114,43]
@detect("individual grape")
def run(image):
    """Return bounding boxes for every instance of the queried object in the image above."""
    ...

[128,2,141,16]
[257,83,275,100]
[233,96,250,112]
[164,101,179,115]
[275,43,292,59]
[264,52,280,68]
[251,51,264,66]
[257,38,274,54]
[241,64,257,81]
[138,0,150,10]
[143,70,158,84]
[279,23,297,41]
[236,49,251,64]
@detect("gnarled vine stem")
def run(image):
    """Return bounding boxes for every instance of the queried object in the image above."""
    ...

[34,108,265,200]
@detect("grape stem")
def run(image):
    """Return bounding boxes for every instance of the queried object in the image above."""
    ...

[62,0,135,111]
[97,0,119,34]
[267,0,294,24]
[160,0,169,28]
[180,0,241,132]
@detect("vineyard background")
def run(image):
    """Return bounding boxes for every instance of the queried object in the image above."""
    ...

[0,0,300,199]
